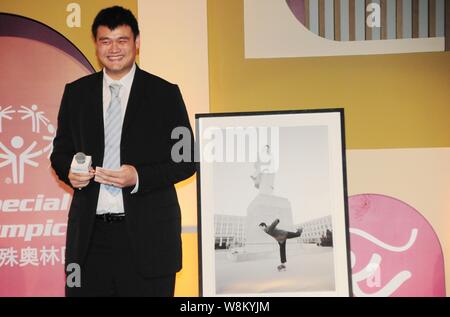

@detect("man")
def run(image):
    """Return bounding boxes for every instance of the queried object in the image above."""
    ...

[259,219,303,271]
[50,6,195,296]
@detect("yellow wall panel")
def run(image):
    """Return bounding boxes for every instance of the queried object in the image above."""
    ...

[208,0,450,149]
[175,233,199,297]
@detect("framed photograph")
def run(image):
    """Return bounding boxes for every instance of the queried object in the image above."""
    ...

[196,109,352,297]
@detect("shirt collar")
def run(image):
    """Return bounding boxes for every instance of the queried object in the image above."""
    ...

[103,63,136,89]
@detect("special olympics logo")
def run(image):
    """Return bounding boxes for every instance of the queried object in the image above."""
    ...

[0,104,55,184]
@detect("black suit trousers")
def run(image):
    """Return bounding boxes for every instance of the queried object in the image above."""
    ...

[66,218,175,297]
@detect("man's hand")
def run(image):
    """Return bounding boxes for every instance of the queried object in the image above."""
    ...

[69,167,95,190]
[94,165,138,188]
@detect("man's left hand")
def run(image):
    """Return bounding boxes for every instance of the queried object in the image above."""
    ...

[94,165,138,188]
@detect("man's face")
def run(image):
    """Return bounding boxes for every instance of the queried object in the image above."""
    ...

[95,25,139,80]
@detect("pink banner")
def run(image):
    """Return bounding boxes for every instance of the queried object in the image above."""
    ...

[349,194,446,296]
[0,14,93,296]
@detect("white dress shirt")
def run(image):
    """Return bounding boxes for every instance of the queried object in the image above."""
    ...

[96,64,139,215]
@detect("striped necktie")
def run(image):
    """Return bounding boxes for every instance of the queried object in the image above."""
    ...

[102,83,122,196]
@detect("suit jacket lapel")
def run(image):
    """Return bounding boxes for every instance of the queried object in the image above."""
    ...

[89,71,105,167]
[122,65,141,138]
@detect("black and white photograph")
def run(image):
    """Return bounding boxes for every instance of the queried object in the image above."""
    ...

[196,109,351,297]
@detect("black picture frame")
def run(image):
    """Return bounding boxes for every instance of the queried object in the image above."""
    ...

[196,109,352,297]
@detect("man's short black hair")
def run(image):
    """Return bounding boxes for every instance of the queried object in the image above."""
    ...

[92,6,140,39]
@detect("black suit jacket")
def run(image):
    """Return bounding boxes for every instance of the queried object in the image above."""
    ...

[50,65,196,277]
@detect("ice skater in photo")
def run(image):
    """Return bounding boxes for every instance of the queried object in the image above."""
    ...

[259,219,303,271]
